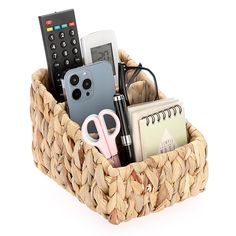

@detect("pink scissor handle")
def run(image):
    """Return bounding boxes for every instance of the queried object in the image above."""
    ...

[81,114,110,159]
[98,109,120,157]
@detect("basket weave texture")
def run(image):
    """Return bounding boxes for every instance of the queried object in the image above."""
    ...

[30,50,208,224]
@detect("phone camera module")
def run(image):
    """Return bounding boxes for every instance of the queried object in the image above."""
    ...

[70,74,79,86]
[72,88,81,100]
[83,78,92,89]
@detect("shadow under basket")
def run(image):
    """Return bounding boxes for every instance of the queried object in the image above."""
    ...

[30,50,208,224]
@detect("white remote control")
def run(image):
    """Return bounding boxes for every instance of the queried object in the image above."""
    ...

[81,30,119,87]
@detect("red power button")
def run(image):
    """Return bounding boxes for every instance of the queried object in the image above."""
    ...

[68,22,75,27]
[45,19,53,25]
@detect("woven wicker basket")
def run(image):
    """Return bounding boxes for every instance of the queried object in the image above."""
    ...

[30,50,208,224]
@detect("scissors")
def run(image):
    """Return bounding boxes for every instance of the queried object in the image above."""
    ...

[81,109,121,168]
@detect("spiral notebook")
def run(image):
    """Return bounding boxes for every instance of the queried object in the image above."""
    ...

[139,101,187,160]
[128,98,179,162]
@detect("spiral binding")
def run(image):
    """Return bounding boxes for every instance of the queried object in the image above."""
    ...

[144,105,183,126]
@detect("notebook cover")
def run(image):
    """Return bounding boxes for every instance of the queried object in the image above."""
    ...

[130,98,178,162]
[139,103,187,160]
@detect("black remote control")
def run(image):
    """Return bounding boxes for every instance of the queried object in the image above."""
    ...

[39,9,83,102]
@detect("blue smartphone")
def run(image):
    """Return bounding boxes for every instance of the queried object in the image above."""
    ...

[62,61,116,132]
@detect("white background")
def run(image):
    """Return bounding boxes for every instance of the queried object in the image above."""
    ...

[0,0,235,235]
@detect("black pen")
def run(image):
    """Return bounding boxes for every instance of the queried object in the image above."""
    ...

[113,94,135,165]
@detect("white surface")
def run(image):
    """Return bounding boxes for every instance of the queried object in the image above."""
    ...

[0,0,235,235]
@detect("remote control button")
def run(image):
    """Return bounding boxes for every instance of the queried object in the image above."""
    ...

[45,19,53,25]
[72,47,78,54]
[62,50,68,57]
[56,73,61,78]
[74,57,81,64]
[61,23,68,29]
[69,29,75,36]
[70,74,79,86]
[60,41,67,48]
[64,59,70,66]
[48,34,55,41]
[59,32,65,39]
[71,38,77,45]
[52,52,57,59]
[68,22,75,27]
[54,25,61,30]
[54,62,60,68]
[47,27,53,32]
[50,43,56,50]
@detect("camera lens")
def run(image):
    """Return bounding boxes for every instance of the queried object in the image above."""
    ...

[83,79,92,89]
[70,74,79,86]
[72,89,81,100]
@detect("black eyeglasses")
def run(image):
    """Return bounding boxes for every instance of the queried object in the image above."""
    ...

[118,63,159,105]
